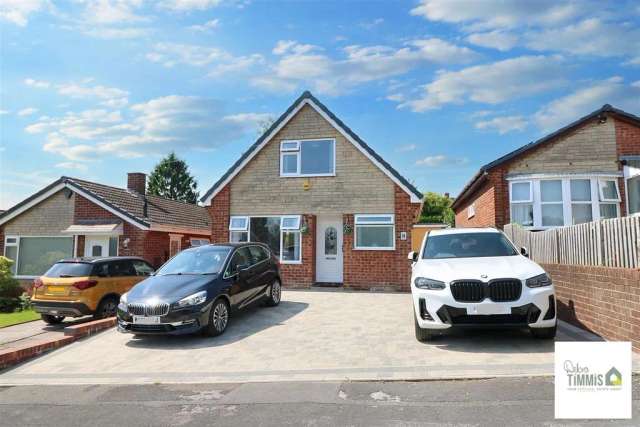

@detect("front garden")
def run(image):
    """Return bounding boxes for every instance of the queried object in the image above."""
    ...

[0,256,37,328]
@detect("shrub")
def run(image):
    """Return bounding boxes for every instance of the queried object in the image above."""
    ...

[0,256,23,312]
[19,293,32,311]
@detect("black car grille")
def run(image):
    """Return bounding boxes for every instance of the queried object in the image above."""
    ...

[450,279,521,303]
[127,302,170,316]
[436,304,541,326]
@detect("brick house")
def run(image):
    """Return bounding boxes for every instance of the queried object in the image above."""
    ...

[201,91,423,291]
[452,104,640,230]
[0,173,211,280]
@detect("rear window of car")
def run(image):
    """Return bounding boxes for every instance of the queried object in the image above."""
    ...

[44,262,93,278]
[423,232,518,259]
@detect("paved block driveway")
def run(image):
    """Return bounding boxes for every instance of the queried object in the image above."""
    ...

[0,290,619,385]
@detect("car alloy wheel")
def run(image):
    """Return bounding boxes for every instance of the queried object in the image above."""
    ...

[212,300,229,333]
[272,280,281,304]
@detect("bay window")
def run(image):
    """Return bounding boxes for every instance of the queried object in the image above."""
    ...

[509,175,621,228]
[228,215,302,262]
[3,236,74,278]
[280,139,335,177]
[354,214,395,250]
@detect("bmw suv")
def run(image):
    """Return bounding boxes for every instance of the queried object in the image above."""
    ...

[409,228,556,341]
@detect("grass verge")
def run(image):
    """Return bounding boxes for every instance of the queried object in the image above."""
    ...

[0,309,40,328]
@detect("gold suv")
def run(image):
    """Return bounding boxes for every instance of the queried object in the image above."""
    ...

[32,256,155,324]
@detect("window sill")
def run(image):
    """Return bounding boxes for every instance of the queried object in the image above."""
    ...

[279,173,336,178]
[353,247,395,251]
[280,260,302,265]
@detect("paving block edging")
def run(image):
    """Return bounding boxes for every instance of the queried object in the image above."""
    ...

[0,317,116,369]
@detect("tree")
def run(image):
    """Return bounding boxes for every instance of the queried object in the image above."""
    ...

[419,192,455,227]
[147,152,199,203]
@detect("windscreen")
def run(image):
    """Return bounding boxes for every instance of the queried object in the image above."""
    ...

[156,246,231,275]
[44,262,93,278]
[423,233,518,259]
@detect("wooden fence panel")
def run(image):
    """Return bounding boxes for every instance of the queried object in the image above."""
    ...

[505,216,640,269]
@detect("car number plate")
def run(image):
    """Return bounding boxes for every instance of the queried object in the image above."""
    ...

[47,286,66,294]
[133,316,161,325]
[468,305,510,315]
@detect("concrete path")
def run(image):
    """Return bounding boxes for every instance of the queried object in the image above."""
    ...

[2,377,639,426]
[0,291,637,385]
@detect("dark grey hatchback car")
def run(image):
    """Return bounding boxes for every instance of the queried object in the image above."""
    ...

[117,243,281,337]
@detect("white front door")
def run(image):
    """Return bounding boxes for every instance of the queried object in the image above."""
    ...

[85,236,109,257]
[316,215,343,283]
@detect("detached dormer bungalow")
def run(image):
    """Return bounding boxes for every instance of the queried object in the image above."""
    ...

[201,92,423,290]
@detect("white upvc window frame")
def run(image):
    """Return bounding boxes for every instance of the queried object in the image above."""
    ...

[597,179,621,203]
[507,175,622,230]
[353,214,395,251]
[623,160,640,216]
[190,238,210,247]
[227,215,303,263]
[509,180,534,227]
[569,178,594,225]
[229,216,249,231]
[467,203,475,219]
[539,179,564,227]
[3,235,76,279]
[279,138,336,177]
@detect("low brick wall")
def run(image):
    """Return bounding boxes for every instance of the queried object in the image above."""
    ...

[541,263,640,352]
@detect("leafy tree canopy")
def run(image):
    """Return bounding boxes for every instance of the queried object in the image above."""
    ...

[419,192,455,227]
[147,152,199,204]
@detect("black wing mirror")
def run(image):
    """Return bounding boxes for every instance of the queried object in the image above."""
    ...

[520,246,529,258]
[408,251,418,262]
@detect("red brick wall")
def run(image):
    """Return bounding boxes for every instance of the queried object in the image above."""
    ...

[615,117,640,157]
[207,186,230,243]
[542,263,640,352]
[280,214,316,288]
[342,185,420,291]
[454,167,509,229]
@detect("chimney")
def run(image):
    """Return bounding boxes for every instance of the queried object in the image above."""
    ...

[127,172,146,194]
[444,192,450,199]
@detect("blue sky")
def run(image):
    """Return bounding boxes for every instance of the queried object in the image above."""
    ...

[1,0,640,209]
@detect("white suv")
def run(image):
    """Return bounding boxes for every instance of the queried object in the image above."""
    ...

[409,228,556,341]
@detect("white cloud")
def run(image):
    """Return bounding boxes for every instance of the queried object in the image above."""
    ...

[0,110,10,115]
[396,144,417,152]
[56,161,88,171]
[475,115,527,134]
[146,42,263,78]
[57,82,129,108]
[410,0,583,30]
[525,18,640,58]
[254,39,478,96]
[158,0,222,11]
[359,18,384,30]
[27,95,272,161]
[18,107,38,117]
[24,78,51,88]
[466,30,518,51]
[188,18,220,32]
[400,55,566,112]
[534,76,640,131]
[83,26,150,39]
[0,0,49,26]
[416,155,469,167]
[80,0,148,25]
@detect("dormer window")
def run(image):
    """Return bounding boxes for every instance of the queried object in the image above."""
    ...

[280,139,335,177]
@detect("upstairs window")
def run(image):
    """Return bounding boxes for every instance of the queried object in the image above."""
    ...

[280,139,335,177]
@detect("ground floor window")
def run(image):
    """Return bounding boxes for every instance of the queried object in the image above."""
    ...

[190,238,210,247]
[354,214,395,250]
[509,176,621,228]
[229,215,302,263]
[624,160,640,216]
[3,236,74,277]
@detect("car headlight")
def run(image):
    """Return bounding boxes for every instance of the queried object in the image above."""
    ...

[526,273,552,288]
[120,292,128,305]
[414,277,446,290]
[176,290,207,307]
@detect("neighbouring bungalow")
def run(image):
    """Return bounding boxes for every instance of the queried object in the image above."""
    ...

[452,104,640,230]
[0,173,211,282]
[200,91,424,291]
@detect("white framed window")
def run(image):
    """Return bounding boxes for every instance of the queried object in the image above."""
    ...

[279,139,336,177]
[540,180,563,227]
[509,181,534,226]
[228,215,302,263]
[354,214,395,250]
[508,175,622,228]
[467,203,475,219]
[229,216,249,231]
[190,238,210,247]
[570,179,593,225]
[3,235,74,278]
[624,159,640,216]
